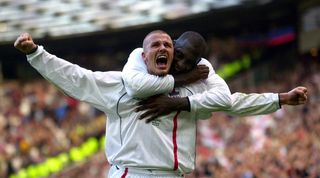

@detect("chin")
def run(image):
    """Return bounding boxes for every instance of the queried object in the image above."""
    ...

[156,70,168,76]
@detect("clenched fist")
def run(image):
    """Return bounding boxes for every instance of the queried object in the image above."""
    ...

[279,86,308,105]
[14,33,38,54]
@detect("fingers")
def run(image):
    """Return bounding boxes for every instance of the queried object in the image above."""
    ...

[139,110,155,120]
[298,97,307,104]
[14,32,37,54]
[201,71,209,79]
[137,98,156,107]
[14,36,26,48]
[137,100,150,107]
[138,110,160,123]
[298,86,307,92]
[197,65,209,79]
[146,116,157,123]
[297,94,307,104]
[197,65,209,72]
[15,33,30,45]
[135,105,144,112]
[295,87,308,103]
[136,105,162,123]
[136,99,157,112]
[295,86,308,95]
[135,103,154,112]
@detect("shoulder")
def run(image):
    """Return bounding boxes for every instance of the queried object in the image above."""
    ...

[129,48,143,57]
[198,58,211,66]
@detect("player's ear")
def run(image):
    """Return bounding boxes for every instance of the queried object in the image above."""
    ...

[142,52,147,62]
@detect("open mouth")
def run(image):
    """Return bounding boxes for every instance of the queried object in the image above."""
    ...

[156,55,168,69]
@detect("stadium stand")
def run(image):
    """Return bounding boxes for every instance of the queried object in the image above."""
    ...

[0,0,319,177]
[0,0,250,44]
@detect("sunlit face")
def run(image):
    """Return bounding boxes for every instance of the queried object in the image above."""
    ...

[172,41,200,74]
[142,33,174,76]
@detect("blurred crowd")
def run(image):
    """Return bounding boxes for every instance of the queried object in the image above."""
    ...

[0,80,106,177]
[1,38,319,178]
[190,57,320,178]
[51,53,320,178]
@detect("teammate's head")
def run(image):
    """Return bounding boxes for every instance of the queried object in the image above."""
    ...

[171,31,207,74]
[142,30,174,76]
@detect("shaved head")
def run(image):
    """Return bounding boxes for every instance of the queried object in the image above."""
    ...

[141,30,174,76]
[143,30,171,50]
[171,31,208,73]
[175,31,207,58]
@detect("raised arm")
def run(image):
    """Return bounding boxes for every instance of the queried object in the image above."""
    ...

[14,33,120,112]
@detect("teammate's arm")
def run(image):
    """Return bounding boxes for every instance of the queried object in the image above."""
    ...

[187,59,307,118]
[122,48,208,98]
[135,59,307,121]
[123,50,233,120]
[224,86,307,116]
[136,86,307,121]
[122,48,174,98]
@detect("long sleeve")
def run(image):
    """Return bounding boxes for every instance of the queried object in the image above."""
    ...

[190,58,281,119]
[27,46,123,113]
[122,48,174,98]
[225,92,280,116]
[188,58,232,119]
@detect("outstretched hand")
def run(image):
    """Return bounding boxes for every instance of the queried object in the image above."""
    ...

[279,86,307,105]
[14,33,38,54]
[136,94,189,123]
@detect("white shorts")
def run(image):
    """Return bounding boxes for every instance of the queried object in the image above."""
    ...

[107,165,185,178]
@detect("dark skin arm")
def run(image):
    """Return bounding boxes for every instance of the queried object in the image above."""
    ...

[173,65,209,87]
[136,64,209,123]
[136,95,189,123]
[279,86,308,105]
[136,86,308,123]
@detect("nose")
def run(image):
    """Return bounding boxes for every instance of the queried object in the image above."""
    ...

[159,44,166,51]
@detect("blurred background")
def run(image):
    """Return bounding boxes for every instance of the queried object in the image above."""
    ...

[0,0,319,177]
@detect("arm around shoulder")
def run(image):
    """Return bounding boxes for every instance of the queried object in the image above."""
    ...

[122,48,174,98]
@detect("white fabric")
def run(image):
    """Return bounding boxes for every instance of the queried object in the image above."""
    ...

[26,46,205,174]
[27,46,280,176]
[108,165,184,178]
[227,92,279,116]
[122,48,280,119]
